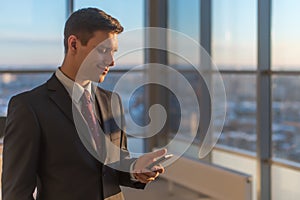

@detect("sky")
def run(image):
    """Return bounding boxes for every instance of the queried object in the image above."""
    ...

[212,0,300,70]
[0,0,299,70]
[0,0,144,67]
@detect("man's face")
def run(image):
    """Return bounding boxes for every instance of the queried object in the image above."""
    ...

[75,31,118,83]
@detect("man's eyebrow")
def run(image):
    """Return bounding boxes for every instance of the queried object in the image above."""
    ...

[105,46,118,52]
[97,44,118,51]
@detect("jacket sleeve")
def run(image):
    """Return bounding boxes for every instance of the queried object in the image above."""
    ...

[2,95,40,200]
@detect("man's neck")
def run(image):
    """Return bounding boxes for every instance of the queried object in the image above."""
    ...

[60,63,90,87]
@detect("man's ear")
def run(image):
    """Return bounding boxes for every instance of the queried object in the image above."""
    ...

[71,41,77,50]
[68,35,78,52]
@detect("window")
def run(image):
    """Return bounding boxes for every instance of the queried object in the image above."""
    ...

[167,0,200,138]
[0,0,65,68]
[212,0,257,70]
[212,0,257,153]
[272,0,300,71]
[0,0,66,117]
[272,0,300,164]
[218,74,256,152]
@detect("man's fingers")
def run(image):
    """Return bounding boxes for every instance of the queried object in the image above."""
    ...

[153,171,159,179]
[133,169,160,183]
[147,148,167,160]
[134,173,155,183]
[134,175,149,184]
[133,169,158,177]
[133,168,151,174]
[134,173,150,181]
[151,165,165,174]
[133,149,167,184]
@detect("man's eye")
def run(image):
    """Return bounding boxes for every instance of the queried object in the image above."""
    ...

[97,48,107,53]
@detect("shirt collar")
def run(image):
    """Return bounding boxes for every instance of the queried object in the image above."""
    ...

[55,68,95,103]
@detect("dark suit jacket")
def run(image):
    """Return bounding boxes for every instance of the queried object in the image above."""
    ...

[2,74,145,200]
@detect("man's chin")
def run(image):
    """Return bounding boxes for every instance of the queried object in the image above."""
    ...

[99,75,106,83]
[76,74,100,83]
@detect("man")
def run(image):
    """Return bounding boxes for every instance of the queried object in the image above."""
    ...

[2,8,166,200]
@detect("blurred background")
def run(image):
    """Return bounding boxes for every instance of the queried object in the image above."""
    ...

[0,0,300,199]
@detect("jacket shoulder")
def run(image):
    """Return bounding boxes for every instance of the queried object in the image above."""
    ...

[10,82,48,103]
[96,86,121,100]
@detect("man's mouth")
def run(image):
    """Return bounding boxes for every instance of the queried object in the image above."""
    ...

[97,64,109,75]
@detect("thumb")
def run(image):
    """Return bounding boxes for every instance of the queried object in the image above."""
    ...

[147,148,167,160]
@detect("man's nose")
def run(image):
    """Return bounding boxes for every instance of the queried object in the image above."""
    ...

[105,53,115,67]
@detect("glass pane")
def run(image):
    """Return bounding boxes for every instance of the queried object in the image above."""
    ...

[0,73,53,116]
[99,71,145,136]
[0,0,66,69]
[272,75,300,163]
[168,0,200,68]
[212,0,257,70]
[167,0,200,140]
[165,50,202,141]
[217,74,256,152]
[272,165,300,200]
[168,69,201,138]
[74,0,144,70]
[272,0,300,70]
[168,0,200,42]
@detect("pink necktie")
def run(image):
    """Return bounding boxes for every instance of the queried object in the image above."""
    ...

[81,89,102,153]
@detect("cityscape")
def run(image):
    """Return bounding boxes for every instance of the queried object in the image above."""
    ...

[0,66,299,164]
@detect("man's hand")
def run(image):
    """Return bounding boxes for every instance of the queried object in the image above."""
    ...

[133,149,167,184]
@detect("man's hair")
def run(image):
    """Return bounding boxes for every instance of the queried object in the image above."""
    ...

[64,8,124,53]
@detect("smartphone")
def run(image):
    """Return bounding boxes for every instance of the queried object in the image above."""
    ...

[146,154,174,170]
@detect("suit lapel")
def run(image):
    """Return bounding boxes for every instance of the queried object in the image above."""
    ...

[47,74,100,159]
[94,87,121,165]
[47,75,112,135]
[94,86,111,134]
[47,74,74,124]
